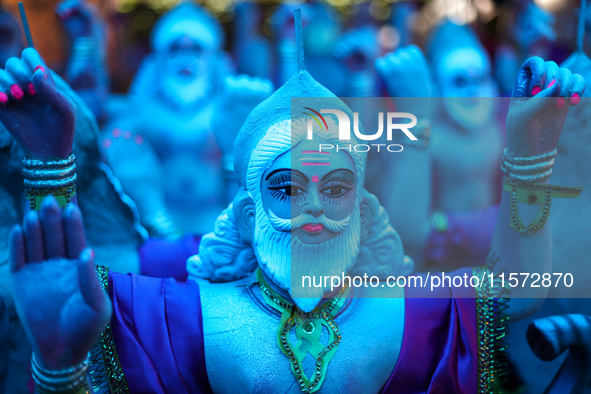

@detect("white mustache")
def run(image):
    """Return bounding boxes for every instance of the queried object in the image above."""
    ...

[268,209,351,234]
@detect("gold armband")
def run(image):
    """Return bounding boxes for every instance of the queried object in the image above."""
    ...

[503,178,583,235]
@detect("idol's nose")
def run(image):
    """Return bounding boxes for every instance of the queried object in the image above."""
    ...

[301,189,324,218]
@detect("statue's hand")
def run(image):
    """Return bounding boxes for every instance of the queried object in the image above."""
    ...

[0,49,76,160]
[9,197,111,370]
[214,75,273,156]
[375,45,432,98]
[56,0,99,38]
[514,3,556,51]
[506,57,585,157]
[334,27,379,73]
[375,45,432,118]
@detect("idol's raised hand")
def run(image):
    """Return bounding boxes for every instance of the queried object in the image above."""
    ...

[375,45,432,119]
[0,48,76,160]
[375,45,432,99]
[56,0,101,38]
[507,58,585,158]
[334,27,380,73]
[9,197,111,370]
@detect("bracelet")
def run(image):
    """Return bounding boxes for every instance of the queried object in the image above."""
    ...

[31,353,90,394]
[403,118,431,149]
[23,154,77,211]
[503,178,583,236]
[71,37,95,63]
[501,148,557,183]
[504,148,557,165]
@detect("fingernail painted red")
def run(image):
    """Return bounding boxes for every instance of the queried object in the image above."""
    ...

[555,97,566,109]
[547,79,556,89]
[134,135,144,145]
[27,83,35,95]
[0,92,8,103]
[10,85,23,100]
[34,65,45,72]
[531,86,541,96]
[571,93,581,105]
[111,128,121,138]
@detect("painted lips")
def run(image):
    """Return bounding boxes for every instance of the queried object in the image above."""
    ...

[302,223,324,233]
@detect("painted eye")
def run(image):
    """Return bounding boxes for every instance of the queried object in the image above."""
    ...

[321,186,351,197]
[270,185,304,197]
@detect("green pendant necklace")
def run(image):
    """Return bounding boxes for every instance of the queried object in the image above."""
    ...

[255,268,349,393]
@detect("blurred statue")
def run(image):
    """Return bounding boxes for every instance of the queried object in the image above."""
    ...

[333,26,380,97]
[231,1,272,79]
[103,2,271,238]
[514,1,556,60]
[389,1,416,49]
[56,0,110,123]
[494,1,556,97]
[377,22,504,271]
[0,6,585,386]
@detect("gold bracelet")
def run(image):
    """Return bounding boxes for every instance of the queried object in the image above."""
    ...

[503,178,583,235]
[25,185,76,211]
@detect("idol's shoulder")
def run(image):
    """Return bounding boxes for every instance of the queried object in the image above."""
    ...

[196,272,259,310]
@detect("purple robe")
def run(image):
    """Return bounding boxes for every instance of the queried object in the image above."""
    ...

[105,268,477,393]
[138,235,201,281]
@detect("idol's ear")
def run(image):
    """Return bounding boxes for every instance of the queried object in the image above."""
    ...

[353,189,413,278]
[359,188,379,241]
[233,188,256,245]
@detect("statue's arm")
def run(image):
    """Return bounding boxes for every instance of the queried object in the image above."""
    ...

[487,58,585,321]
[56,0,109,122]
[0,48,112,392]
[374,46,433,263]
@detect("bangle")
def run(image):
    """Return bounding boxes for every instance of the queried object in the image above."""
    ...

[23,154,77,211]
[501,148,557,183]
[31,353,90,394]
[503,178,583,235]
[71,37,95,63]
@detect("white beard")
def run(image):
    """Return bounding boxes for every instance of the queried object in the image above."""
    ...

[253,203,361,312]
[160,72,211,110]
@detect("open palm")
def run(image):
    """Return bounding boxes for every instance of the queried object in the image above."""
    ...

[10,197,111,370]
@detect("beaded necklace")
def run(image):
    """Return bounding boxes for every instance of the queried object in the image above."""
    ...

[255,268,349,393]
